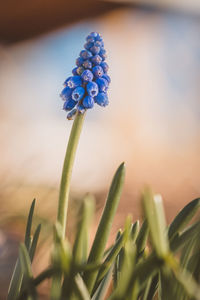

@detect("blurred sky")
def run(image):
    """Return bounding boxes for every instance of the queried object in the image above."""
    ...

[0,7,199,219]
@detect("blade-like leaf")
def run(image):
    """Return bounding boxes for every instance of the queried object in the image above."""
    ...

[29,224,41,262]
[19,243,33,279]
[7,199,36,300]
[112,230,123,288]
[168,198,200,240]
[129,254,163,291]
[135,220,149,256]
[7,260,23,300]
[92,267,113,300]
[170,221,200,253]
[165,254,200,300]
[18,243,37,300]
[109,242,136,300]
[73,194,94,265]
[130,221,140,243]
[73,274,91,300]
[93,216,132,293]
[145,274,159,300]
[143,190,169,258]
[25,199,36,250]
[142,278,152,300]
[83,163,125,293]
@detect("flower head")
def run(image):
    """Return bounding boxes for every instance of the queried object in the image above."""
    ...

[61,32,110,119]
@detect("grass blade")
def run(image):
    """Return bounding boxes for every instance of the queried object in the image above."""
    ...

[73,194,94,265]
[7,199,36,300]
[19,243,33,279]
[93,216,132,293]
[83,162,125,293]
[7,260,23,300]
[143,190,169,258]
[170,221,200,253]
[18,243,37,300]
[112,230,122,288]
[109,241,136,300]
[135,220,149,256]
[25,199,36,250]
[29,224,41,262]
[73,274,91,300]
[92,267,113,300]
[168,198,200,240]
[130,221,140,243]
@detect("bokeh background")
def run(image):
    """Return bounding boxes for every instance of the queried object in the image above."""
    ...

[0,0,200,298]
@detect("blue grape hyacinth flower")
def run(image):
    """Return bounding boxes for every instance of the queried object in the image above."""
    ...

[60,32,110,120]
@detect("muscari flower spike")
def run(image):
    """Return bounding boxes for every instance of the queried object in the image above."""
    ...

[60,32,111,120]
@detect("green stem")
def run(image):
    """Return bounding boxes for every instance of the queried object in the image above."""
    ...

[57,112,85,238]
[51,112,85,300]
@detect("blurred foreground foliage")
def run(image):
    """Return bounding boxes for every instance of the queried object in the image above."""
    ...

[7,164,200,300]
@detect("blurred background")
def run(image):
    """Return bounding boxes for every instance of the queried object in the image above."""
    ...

[0,0,200,298]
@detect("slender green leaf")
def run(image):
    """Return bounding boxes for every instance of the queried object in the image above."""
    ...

[18,243,37,300]
[145,274,159,300]
[165,254,200,300]
[83,162,125,293]
[7,260,23,300]
[159,267,180,300]
[29,224,41,262]
[143,189,169,258]
[170,221,200,253]
[73,274,91,300]
[73,194,95,265]
[19,243,33,279]
[142,278,152,300]
[7,199,36,300]
[129,254,163,291]
[92,267,113,300]
[168,198,200,240]
[135,220,149,256]
[93,216,132,292]
[187,234,200,282]
[130,221,140,243]
[25,199,36,250]
[180,238,196,269]
[109,242,136,300]
[112,230,123,288]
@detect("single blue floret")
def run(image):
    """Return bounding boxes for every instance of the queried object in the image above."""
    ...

[76,67,85,75]
[102,74,111,83]
[84,42,93,51]
[87,81,99,97]
[83,96,94,109]
[95,92,109,107]
[81,69,94,82]
[99,48,107,60]
[61,32,110,119]
[72,67,78,75]
[90,45,100,55]
[96,77,108,93]
[67,108,77,120]
[82,60,92,69]
[60,86,73,101]
[80,50,92,59]
[100,62,109,73]
[72,86,85,101]
[91,55,102,65]
[76,57,84,67]
[92,65,104,78]
[77,104,86,114]
[63,98,77,111]
[65,76,82,88]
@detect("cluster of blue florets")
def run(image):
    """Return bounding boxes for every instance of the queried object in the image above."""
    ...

[60,32,110,119]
